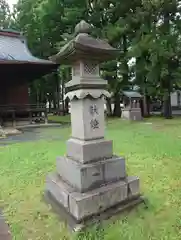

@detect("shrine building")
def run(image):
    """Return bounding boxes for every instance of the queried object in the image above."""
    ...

[0,29,58,127]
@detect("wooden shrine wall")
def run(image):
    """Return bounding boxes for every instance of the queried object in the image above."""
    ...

[0,83,29,106]
[0,89,6,105]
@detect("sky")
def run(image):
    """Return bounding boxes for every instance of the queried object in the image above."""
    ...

[7,0,18,9]
[7,0,17,5]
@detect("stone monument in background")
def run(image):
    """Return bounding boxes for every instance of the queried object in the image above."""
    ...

[121,91,142,121]
[46,20,142,229]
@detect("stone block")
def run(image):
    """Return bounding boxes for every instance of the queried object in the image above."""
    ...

[46,173,74,209]
[56,156,104,192]
[66,76,107,89]
[46,174,129,222]
[121,109,130,120]
[127,176,140,197]
[70,98,105,140]
[66,138,113,163]
[130,109,142,121]
[122,109,142,121]
[69,180,128,221]
[104,156,126,183]
[56,156,126,192]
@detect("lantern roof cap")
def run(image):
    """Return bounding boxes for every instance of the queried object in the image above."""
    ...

[50,20,119,64]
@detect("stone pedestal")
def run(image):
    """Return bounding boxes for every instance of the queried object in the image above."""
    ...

[46,173,141,223]
[121,92,142,121]
[122,108,142,121]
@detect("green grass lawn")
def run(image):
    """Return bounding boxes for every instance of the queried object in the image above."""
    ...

[1,117,181,239]
[48,114,71,123]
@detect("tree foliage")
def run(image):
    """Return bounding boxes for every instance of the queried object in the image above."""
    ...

[0,0,10,28]
[1,0,181,117]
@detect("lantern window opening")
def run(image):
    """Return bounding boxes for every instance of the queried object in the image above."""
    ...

[83,61,99,76]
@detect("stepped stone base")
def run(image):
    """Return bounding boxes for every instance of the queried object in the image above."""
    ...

[122,108,142,121]
[46,173,141,224]
[45,189,144,232]
[56,155,126,192]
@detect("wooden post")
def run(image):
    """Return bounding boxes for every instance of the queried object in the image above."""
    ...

[12,110,16,128]
[29,110,32,124]
[0,116,3,127]
[130,99,133,109]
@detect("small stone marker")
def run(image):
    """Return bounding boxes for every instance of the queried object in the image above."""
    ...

[46,20,142,228]
[121,91,142,121]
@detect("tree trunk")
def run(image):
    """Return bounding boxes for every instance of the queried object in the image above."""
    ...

[162,11,172,119]
[40,89,45,105]
[55,73,60,110]
[143,95,150,117]
[162,91,172,119]
[65,99,69,114]
[113,93,121,117]
[56,91,60,110]
[147,95,150,116]
[106,98,112,116]
[122,35,129,84]
[61,77,65,115]
[52,96,57,111]
[48,99,51,113]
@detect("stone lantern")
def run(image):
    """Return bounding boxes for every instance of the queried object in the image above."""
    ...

[122,91,142,121]
[46,20,142,228]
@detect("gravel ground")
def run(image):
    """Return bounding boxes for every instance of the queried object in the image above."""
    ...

[0,126,64,146]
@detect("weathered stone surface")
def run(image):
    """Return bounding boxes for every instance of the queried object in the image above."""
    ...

[45,188,144,231]
[45,20,142,227]
[46,174,135,222]
[69,180,128,221]
[57,156,103,192]
[104,156,126,183]
[66,138,113,163]
[122,109,142,121]
[66,77,107,90]
[70,98,105,140]
[3,128,22,136]
[46,173,74,209]
[127,176,140,197]
[56,156,126,192]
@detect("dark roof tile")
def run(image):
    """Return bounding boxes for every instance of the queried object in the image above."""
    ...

[0,31,53,64]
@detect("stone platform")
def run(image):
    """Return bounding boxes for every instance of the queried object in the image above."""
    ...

[45,174,144,231]
[0,127,21,138]
[46,173,143,230]
[56,155,126,192]
[122,108,142,121]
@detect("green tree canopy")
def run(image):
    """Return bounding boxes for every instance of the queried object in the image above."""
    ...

[0,0,10,28]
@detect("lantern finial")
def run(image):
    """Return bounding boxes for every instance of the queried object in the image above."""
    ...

[75,20,91,35]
